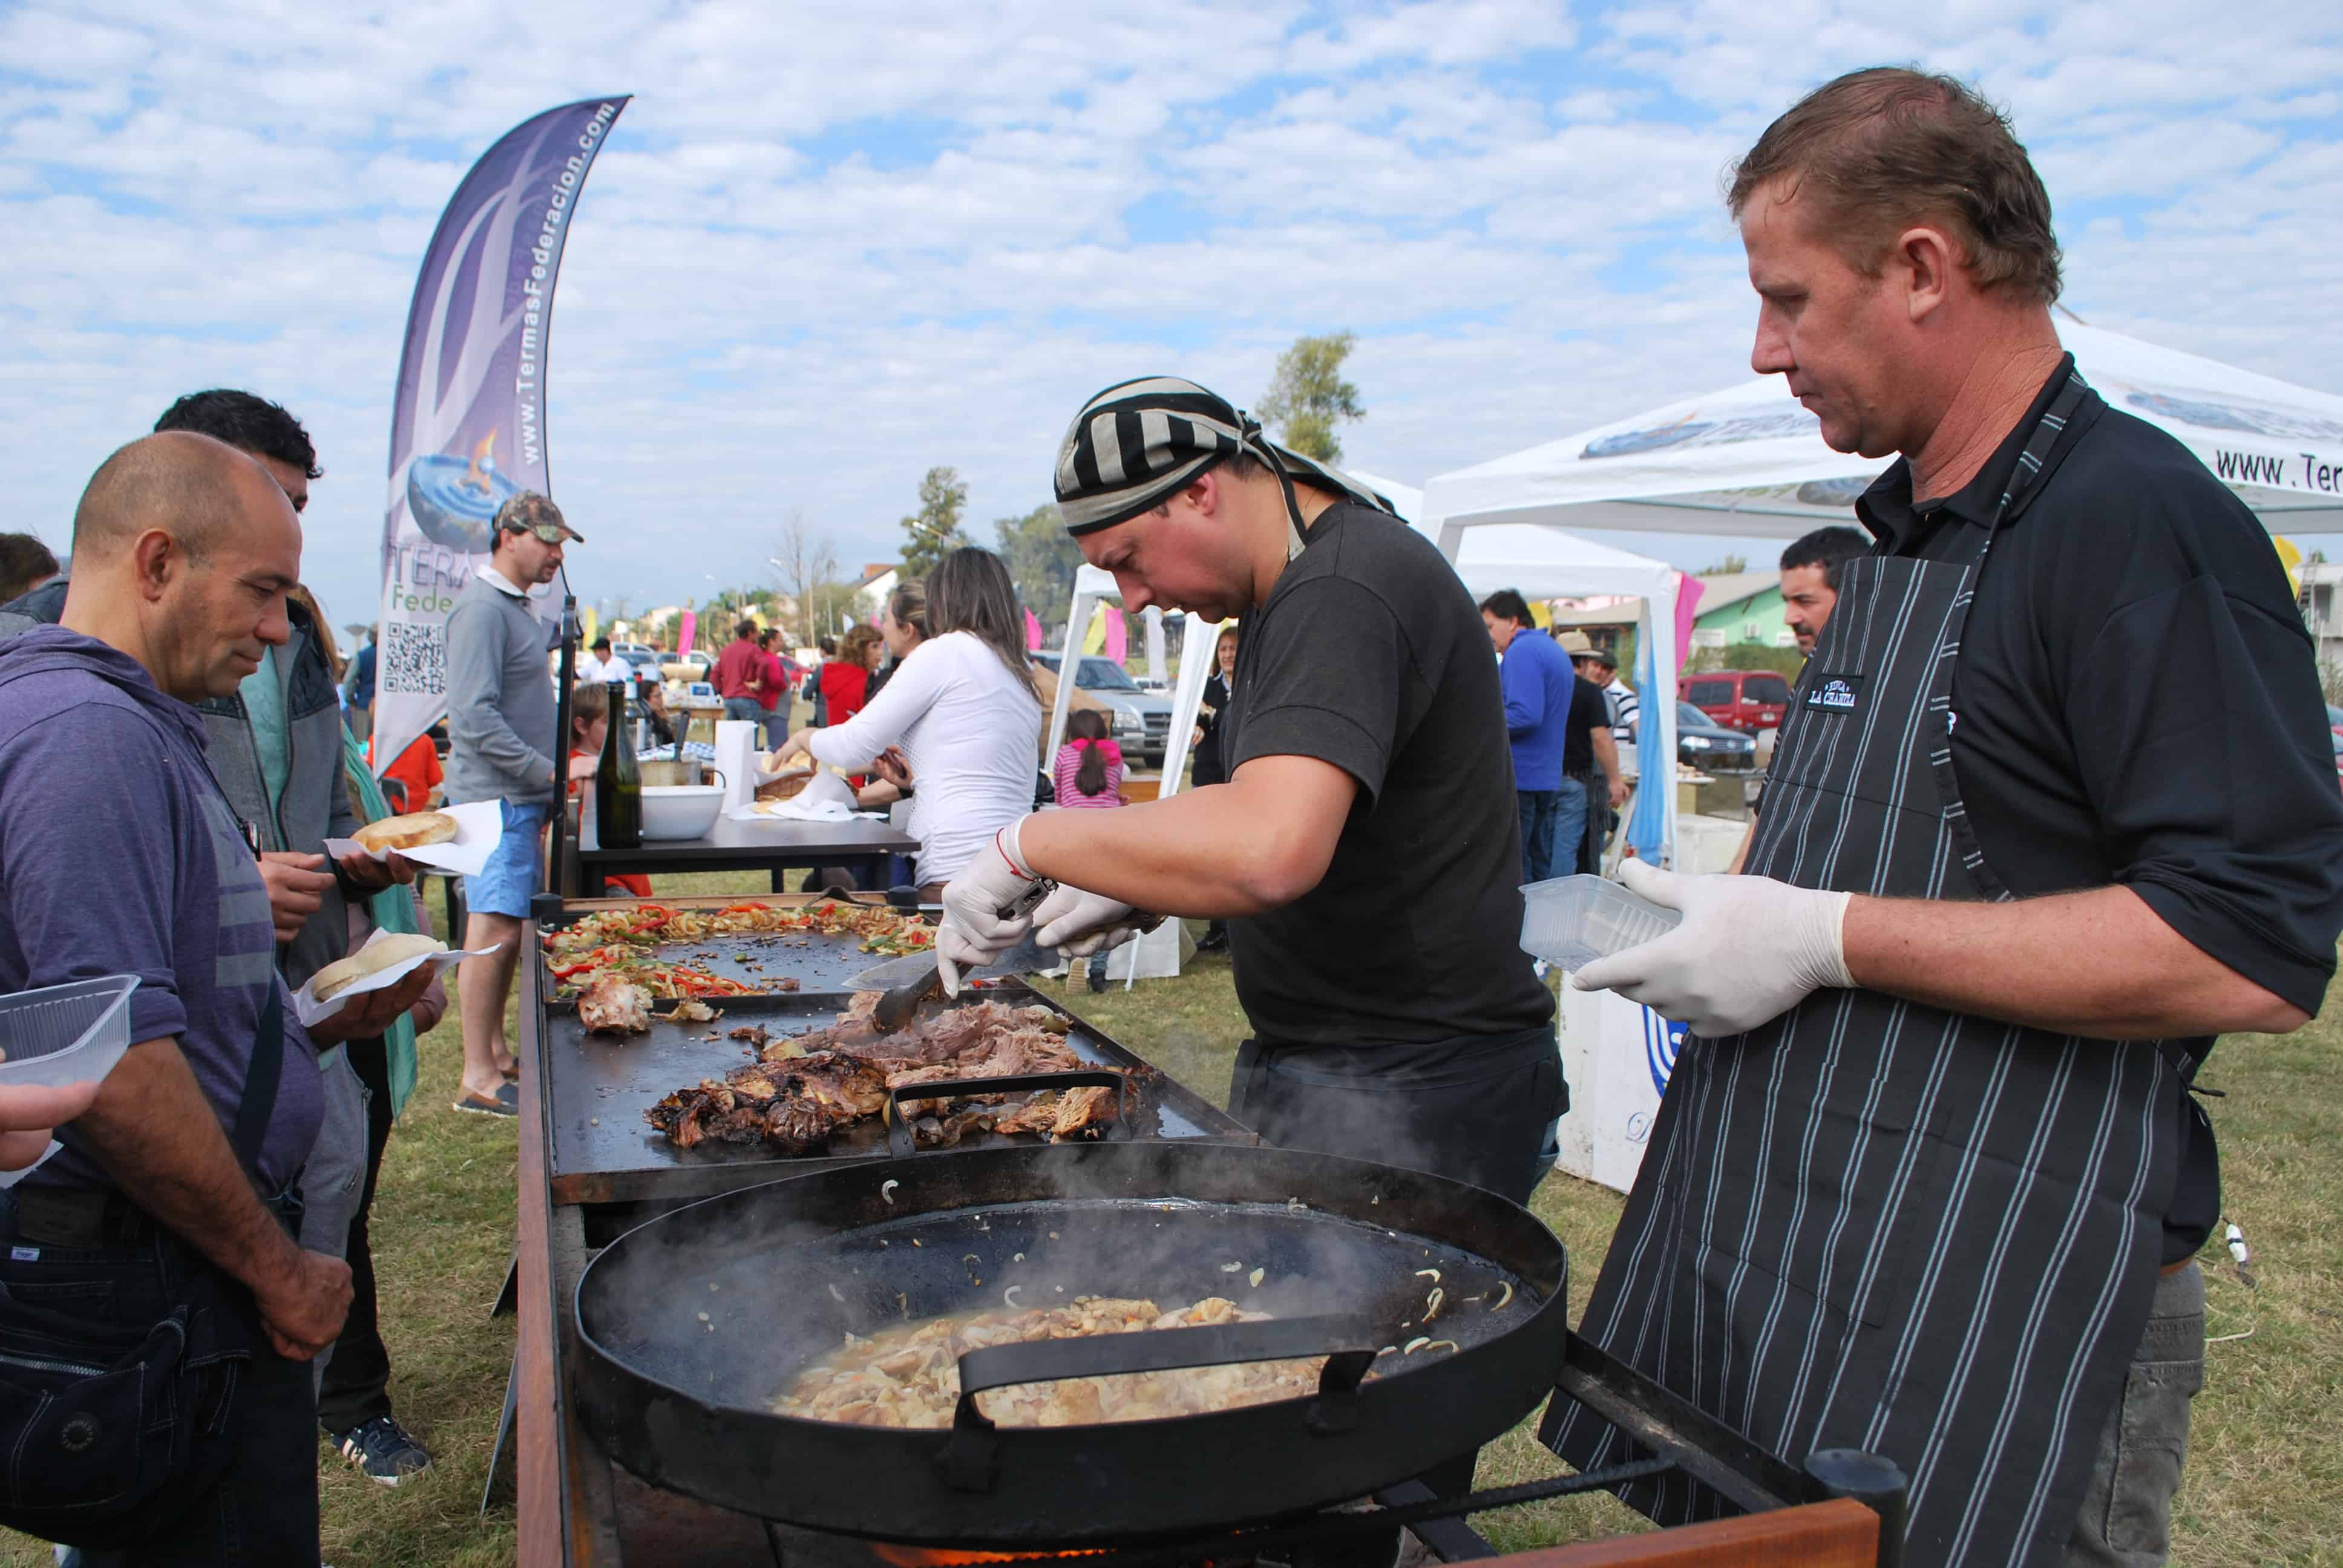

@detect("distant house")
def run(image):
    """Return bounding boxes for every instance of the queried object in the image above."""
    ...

[1688,571,1792,650]
[851,563,899,622]
[1545,601,1640,665]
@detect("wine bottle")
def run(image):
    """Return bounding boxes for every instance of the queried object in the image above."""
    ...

[595,679,643,849]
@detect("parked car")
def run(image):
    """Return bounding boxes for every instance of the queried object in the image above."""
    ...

[1032,652,1173,766]
[1682,668,1794,734]
[1674,702,1759,772]
[609,647,665,702]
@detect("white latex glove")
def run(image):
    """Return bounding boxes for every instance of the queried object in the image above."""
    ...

[1570,858,1853,1039]
[936,820,1043,996]
[1031,884,1141,958]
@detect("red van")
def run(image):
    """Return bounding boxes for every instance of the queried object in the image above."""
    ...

[1682,669,1794,734]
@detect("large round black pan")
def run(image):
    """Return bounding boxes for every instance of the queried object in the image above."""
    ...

[574,1140,1568,1545]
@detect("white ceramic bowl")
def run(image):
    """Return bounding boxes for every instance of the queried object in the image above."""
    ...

[640,784,726,841]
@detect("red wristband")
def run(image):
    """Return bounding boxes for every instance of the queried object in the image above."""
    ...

[996,826,1035,882]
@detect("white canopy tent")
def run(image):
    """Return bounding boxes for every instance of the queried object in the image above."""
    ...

[1046,566,1221,791]
[1354,473,1686,865]
[1044,566,1214,982]
[1420,321,2343,541]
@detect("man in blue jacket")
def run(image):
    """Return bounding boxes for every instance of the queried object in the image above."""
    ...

[1482,590,1620,883]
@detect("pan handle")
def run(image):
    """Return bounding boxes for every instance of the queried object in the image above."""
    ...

[938,1315,1381,1491]
[883,1070,1130,1158]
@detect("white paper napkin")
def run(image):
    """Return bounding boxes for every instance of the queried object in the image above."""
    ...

[323,798,507,877]
[290,928,497,1028]
[726,769,867,822]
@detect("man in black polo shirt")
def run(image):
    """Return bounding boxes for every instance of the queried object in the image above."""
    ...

[1557,69,2343,1568]
[934,376,1562,1207]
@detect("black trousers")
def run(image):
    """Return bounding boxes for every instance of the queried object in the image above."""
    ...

[316,1034,396,1434]
[1228,1022,1564,1207]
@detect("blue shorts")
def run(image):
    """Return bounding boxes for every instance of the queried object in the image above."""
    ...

[462,799,552,918]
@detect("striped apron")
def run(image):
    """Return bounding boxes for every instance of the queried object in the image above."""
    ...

[1550,374,2193,1568]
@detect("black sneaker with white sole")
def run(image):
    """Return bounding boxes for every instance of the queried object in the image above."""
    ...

[332,1415,433,1485]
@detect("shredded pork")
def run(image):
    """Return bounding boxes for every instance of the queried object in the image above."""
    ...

[776,1296,1320,1428]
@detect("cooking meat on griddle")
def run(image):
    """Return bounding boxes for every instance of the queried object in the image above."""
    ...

[578,974,652,1034]
[644,1051,890,1153]
[643,1000,1116,1155]
[774,993,1070,1067]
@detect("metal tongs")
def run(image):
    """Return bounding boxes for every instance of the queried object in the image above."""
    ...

[867,879,1058,1033]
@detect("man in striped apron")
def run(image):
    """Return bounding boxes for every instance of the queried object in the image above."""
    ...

[1554,69,2343,1568]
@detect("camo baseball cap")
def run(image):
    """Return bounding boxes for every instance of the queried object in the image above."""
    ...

[495,491,583,544]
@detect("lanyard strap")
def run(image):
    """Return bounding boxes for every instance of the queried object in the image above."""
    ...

[186,742,287,1180]
[229,979,284,1176]
[1976,366,2093,552]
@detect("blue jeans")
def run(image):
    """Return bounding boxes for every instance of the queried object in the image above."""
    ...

[1554,776,1591,876]
[1518,779,1589,884]
[0,1209,320,1566]
[1518,790,1559,886]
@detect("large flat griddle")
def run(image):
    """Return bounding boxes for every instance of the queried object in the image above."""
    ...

[539,928,908,1001]
[543,982,1245,1206]
[536,895,940,1003]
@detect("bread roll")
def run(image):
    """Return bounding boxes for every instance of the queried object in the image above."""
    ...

[355,811,459,854]
[311,933,448,1004]
[758,769,815,802]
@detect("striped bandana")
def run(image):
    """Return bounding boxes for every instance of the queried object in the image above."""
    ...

[1054,376,1394,560]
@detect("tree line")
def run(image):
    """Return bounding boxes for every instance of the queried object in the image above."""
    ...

[633,332,1366,648]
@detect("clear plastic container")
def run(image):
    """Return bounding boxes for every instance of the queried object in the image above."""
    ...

[0,975,139,1088]
[1519,876,1681,972]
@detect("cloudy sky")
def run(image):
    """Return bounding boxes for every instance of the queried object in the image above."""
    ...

[5,0,2340,633]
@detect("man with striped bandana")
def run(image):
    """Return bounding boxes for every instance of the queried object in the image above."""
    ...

[1556,70,2343,1568]
[936,377,1563,1218]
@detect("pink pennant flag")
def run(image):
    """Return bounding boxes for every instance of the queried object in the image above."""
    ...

[1024,607,1043,652]
[1102,606,1127,664]
[678,610,697,659]
[1673,572,1706,668]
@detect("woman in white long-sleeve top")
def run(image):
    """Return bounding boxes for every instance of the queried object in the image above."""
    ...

[767,547,1041,898]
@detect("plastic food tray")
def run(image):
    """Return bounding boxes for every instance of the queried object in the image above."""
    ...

[1519,875,1681,972]
[0,975,139,1089]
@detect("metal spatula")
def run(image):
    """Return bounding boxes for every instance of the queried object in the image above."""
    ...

[850,883,1060,1033]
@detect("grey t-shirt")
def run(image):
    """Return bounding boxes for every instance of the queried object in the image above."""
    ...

[444,569,559,806]
[0,628,321,1193]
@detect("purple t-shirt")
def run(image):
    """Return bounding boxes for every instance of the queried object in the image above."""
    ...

[0,627,321,1194]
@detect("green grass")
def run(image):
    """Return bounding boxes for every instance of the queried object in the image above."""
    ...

[10,884,2338,1564]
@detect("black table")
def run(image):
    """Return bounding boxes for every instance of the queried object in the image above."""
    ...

[566,811,920,897]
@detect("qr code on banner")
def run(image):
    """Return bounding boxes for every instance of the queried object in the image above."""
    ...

[379,621,445,697]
